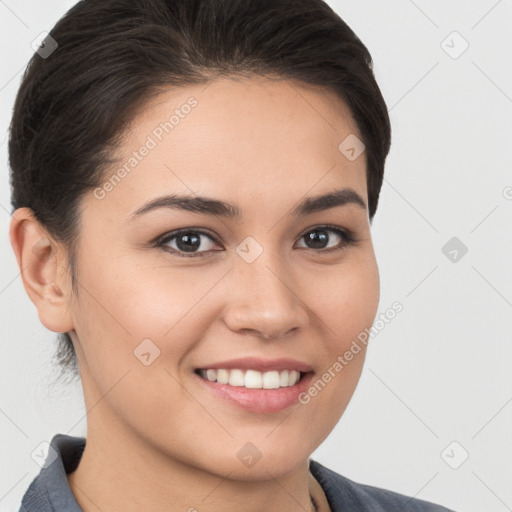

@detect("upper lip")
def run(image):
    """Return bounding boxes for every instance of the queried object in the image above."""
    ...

[196,357,313,373]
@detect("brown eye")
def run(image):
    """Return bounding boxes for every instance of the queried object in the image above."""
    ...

[157,229,221,257]
[296,226,356,252]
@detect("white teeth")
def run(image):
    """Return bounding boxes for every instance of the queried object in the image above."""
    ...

[228,369,245,387]
[263,371,280,389]
[216,369,229,384]
[245,369,263,388]
[198,368,303,389]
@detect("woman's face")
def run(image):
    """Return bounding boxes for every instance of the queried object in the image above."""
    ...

[59,75,379,478]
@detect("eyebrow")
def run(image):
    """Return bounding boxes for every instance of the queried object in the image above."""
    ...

[128,187,366,222]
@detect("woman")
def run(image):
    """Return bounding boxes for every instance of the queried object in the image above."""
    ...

[9,0,454,510]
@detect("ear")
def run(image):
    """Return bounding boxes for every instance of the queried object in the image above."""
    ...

[9,207,75,333]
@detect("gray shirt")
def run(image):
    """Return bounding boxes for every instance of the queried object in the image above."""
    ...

[19,434,455,511]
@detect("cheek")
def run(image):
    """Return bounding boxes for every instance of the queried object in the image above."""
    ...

[310,253,380,351]
[303,253,379,407]
[70,259,206,433]
[74,253,211,346]
[70,254,226,419]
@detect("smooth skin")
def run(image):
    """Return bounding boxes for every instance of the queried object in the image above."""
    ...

[10,74,380,512]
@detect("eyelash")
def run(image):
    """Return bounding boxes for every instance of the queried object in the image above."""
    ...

[153,225,358,258]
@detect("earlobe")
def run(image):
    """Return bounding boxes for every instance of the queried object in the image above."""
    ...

[9,207,75,333]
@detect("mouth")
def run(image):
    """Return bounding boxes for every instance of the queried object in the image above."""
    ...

[194,368,309,390]
[193,365,315,413]
[192,356,315,413]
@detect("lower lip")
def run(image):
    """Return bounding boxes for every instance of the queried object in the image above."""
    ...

[194,371,315,413]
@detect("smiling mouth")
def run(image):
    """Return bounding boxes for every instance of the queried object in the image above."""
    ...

[194,368,308,389]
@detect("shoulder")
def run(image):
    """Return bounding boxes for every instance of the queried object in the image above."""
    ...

[309,459,456,512]
[19,434,85,512]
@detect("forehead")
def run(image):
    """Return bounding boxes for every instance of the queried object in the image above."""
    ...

[91,75,367,221]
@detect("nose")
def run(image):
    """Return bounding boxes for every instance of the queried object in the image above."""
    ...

[222,254,309,341]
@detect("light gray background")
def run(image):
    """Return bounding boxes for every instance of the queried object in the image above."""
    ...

[1,1,511,511]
